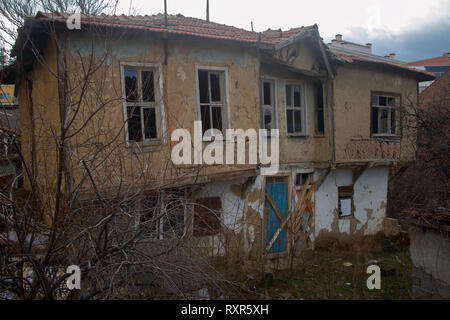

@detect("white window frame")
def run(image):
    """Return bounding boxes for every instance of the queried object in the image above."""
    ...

[120,62,167,147]
[195,65,231,138]
[285,83,307,137]
[260,77,278,134]
[371,93,400,137]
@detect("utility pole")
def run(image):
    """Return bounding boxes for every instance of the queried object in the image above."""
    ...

[164,0,168,26]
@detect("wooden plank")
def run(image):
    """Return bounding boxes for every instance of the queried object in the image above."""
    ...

[314,169,329,189]
[265,192,284,223]
[264,204,268,249]
[264,181,311,253]
[265,216,292,253]
[292,177,311,215]
[294,187,314,231]
[294,188,315,243]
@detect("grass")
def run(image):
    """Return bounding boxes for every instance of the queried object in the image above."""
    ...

[243,236,413,300]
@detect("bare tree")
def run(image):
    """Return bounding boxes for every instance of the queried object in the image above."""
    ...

[0,6,246,300]
[388,82,450,218]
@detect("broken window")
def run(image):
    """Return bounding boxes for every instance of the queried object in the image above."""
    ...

[141,191,186,239]
[315,83,325,134]
[193,197,222,237]
[338,186,354,218]
[123,66,161,143]
[295,173,311,186]
[198,70,225,134]
[371,94,399,136]
[261,79,276,133]
[286,84,306,136]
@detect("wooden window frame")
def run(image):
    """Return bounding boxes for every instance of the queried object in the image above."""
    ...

[120,62,166,148]
[338,186,354,218]
[195,65,230,138]
[285,83,307,137]
[370,92,401,138]
[260,78,278,135]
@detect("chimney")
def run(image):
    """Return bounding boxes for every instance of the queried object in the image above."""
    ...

[335,34,343,41]
[206,0,210,22]
[366,43,372,53]
[389,53,396,60]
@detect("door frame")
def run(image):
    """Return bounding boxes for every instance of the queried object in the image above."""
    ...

[263,173,292,258]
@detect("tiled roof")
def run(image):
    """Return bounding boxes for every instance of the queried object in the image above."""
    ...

[34,12,314,46]
[406,54,450,67]
[261,26,316,44]
[333,52,435,81]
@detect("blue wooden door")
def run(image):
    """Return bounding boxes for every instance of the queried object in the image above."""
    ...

[265,178,288,254]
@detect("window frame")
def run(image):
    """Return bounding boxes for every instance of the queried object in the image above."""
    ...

[370,91,401,138]
[338,185,354,218]
[285,83,307,137]
[120,62,166,148]
[140,191,187,240]
[195,65,230,137]
[260,77,278,135]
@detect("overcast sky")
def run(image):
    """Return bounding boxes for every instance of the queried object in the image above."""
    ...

[115,0,450,62]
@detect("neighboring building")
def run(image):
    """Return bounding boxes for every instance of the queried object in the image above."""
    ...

[328,34,404,65]
[0,84,19,132]
[406,53,450,93]
[11,12,433,260]
[0,85,20,190]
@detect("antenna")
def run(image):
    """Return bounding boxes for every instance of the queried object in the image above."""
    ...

[128,0,133,15]
[206,0,210,22]
[164,0,168,26]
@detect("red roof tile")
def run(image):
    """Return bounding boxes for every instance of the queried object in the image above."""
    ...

[333,52,435,81]
[406,54,450,66]
[35,12,314,46]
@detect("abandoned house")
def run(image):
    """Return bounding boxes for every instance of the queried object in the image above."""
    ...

[9,12,434,262]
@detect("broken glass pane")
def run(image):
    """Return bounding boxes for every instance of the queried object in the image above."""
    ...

[380,109,388,133]
[317,110,325,134]
[388,97,396,107]
[264,82,272,106]
[211,106,223,131]
[143,108,157,139]
[391,109,396,134]
[201,105,211,134]
[372,107,379,134]
[125,70,138,102]
[210,73,221,102]
[163,200,185,238]
[294,86,301,107]
[127,106,142,142]
[294,110,302,132]
[198,70,210,103]
[142,71,155,102]
[286,85,292,106]
[287,110,293,133]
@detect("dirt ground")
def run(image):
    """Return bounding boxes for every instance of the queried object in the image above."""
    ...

[241,235,413,300]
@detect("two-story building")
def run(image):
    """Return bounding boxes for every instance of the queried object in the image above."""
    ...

[12,12,434,261]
